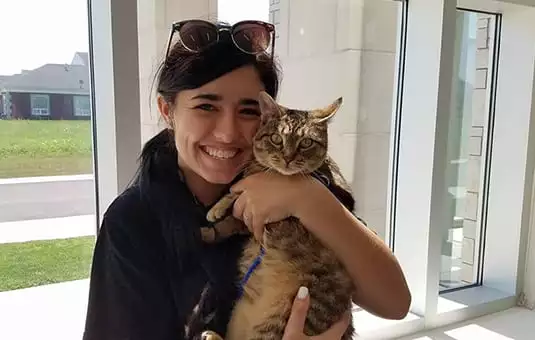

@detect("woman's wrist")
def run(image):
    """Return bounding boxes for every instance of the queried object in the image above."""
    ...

[291,176,336,221]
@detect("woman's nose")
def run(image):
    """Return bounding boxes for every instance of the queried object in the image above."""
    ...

[212,110,239,143]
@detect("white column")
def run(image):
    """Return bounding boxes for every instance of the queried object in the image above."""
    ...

[350,0,401,241]
[393,0,458,317]
[90,0,142,225]
[138,0,218,144]
[481,4,535,295]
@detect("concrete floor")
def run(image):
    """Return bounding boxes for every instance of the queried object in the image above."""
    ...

[399,307,535,340]
[0,278,533,340]
[0,280,89,340]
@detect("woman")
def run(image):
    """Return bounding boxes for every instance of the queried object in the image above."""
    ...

[83,20,411,340]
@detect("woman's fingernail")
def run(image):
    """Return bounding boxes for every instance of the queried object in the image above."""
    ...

[297,286,308,300]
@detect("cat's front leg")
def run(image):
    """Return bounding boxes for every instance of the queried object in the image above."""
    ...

[200,215,249,243]
[206,192,239,222]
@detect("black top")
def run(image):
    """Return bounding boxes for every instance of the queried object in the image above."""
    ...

[82,130,361,340]
[83,131,246,340]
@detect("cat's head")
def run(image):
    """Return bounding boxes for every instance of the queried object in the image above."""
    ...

[252,91,342,176]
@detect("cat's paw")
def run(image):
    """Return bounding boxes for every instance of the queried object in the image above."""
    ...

[201,330,224,340]
[206,193,239,222]
[206,206,227,223]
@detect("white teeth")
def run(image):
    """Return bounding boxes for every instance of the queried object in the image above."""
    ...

[203,146,238,160]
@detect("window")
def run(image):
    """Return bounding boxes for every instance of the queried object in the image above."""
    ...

[73,95,91,117]
[30,94,50,116]
[439,10,500,292]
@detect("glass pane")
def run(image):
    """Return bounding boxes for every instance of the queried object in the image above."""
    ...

[0,0,96,338]
[439,9,498,291]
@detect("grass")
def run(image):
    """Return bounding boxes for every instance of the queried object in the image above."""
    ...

[0,236,95,292]
[0,120,93,178]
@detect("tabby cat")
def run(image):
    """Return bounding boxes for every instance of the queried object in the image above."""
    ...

[196,91,355,340]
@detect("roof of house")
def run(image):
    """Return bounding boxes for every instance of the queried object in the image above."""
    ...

[0,52,90,95]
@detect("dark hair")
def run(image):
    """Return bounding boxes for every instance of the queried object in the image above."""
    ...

[155,30,280,106]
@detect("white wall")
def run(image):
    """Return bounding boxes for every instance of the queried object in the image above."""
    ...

[272,0,400,238]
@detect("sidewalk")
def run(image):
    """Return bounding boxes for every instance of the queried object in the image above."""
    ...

[0,215,95,244]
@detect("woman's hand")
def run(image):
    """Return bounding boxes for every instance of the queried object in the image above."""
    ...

[230,172,323,241]
[283,286,350,340]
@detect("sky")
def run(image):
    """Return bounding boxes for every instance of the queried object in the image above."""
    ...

[0,0,269,76]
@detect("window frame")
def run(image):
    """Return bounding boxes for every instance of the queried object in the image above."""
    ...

[73,95,91,117]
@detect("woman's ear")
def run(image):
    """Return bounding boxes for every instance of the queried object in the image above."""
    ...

[157,95,174,129]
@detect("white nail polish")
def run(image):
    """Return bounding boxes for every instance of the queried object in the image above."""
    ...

[297,286,308,300]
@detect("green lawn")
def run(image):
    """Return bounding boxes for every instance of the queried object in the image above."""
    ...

[0,236,95,292]
[0,120,93,178]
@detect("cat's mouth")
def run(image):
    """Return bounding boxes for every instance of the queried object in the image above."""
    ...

[201,146,241,160]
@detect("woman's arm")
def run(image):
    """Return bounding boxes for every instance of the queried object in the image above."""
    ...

[294,178,411,320]
[231,173,411,320]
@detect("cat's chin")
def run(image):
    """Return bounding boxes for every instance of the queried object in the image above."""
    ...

[272,167,307,176]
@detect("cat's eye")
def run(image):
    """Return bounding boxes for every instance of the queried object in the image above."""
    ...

[299,138,313,149]
[270,134,283,145]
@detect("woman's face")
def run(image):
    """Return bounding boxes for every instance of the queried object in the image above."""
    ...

[160,65,266,184]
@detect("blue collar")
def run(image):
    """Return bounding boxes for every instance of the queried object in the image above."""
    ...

[237,246,265,298]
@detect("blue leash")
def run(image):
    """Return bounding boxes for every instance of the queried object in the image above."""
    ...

[237,246,265,298]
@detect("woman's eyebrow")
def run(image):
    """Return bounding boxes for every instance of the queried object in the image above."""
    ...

[240,98,259,106]
[191,93,221,101]
[191,93,259,106]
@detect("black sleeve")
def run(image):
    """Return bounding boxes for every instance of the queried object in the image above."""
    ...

[83,188,180,340]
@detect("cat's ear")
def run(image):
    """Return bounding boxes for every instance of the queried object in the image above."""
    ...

[258,91,282,123]
[311,97,343,123]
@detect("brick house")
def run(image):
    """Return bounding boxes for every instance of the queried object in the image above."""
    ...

[0,52,90,120]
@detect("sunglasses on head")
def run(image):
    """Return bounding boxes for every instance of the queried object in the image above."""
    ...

[165,19,276,60]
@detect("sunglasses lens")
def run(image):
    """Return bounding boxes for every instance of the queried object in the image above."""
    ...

[232,22,272,54]
[178,21,218,52]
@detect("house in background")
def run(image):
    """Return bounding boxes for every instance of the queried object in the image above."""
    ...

[0,52,90,120]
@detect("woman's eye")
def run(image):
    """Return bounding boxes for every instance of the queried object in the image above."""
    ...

[299,138,313,149]
[270,134,283,145]
[240,108,261,116]
[195,103,217,112]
